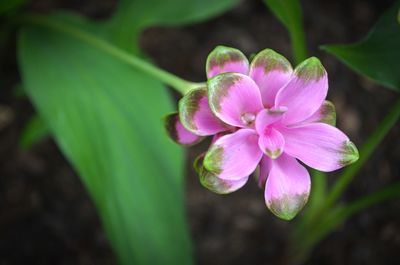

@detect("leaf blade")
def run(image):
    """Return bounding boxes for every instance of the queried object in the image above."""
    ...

[322,1,400,92]
[18,20,192,265]
[104,0,240,51]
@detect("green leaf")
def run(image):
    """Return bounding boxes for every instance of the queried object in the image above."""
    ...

[119,0,240,26]
[19,114,49,148]
[103,0,240,51]
[18,18,192,265]
[263,0,307,63]
[322,1,400,92]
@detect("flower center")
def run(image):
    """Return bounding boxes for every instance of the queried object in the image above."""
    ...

[240,112,256,126]
[263,125,272,136]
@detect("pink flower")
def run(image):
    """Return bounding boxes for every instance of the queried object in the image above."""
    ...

[165,46,359,220]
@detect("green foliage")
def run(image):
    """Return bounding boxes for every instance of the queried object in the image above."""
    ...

[19,114,49,148]
[0,0,27,15]
[263,0,307,63]
[16,0,242,263]
[117,0,239,26]
[322,1,400,92]
[263,0,303,34]
[18,15,192,264]
[103,0,240,51]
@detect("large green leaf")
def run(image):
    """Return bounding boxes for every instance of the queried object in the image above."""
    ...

[103,0,240,51]
[263,0,306,63]
[322,1,400,92]
[18,19,192,265]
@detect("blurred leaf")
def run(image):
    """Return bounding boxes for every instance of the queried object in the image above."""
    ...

[263,0,306,63]
[20,114,49,148]
[18,17,192,265]
[322,1,400,92]
[103,0,240,51]
[0,0,27,15]
[117,0,240,26]
[12,83,25,98]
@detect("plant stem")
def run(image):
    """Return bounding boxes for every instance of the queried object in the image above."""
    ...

[291,170,326,241]
[289,25,307,65]
[289,182,400,265]
[19,14,200,95]
[326,98,400,207]
[300,182,400,256]
[305,170,326,216]
[263,0,308,64]
[339,182,400,219]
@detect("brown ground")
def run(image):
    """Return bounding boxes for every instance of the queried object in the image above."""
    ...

[0,0,399,264]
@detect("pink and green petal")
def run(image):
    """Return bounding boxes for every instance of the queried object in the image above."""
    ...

[275,57,328,125]
[179,86,228,136]
[203,129,262,180]
[281,123,359,172]
[164,113,203,146]
[249,49,293,108]
[194,153,248,194]
[256,156,272,189]
[265,153,310,221]
[258,127,285,159]
[208,73,263,127]
[206,46,249,78]
[301,100,336,126]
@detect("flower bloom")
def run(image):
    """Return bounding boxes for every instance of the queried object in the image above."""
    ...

[165,46,359,220]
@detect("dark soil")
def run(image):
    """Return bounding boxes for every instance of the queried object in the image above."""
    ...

[0,0,399,264]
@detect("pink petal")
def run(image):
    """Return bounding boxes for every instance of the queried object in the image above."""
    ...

[194,153,248,194]
[301,100,336,126]
[208,73,264,128]
[281,123,359,172]
[265,153,310,220]
[249,49,293,108]
[258,127,285,159]
[179,86,228,136]
[164,113,203,145]
[275,57,328,125]
[256,155,272,189]
[203,129,262,180]
[206,46,249,78]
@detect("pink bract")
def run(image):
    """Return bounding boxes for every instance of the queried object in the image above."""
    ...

[165,46,359,220]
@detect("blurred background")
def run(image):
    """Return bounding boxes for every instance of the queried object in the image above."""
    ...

[0,0,399,264]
